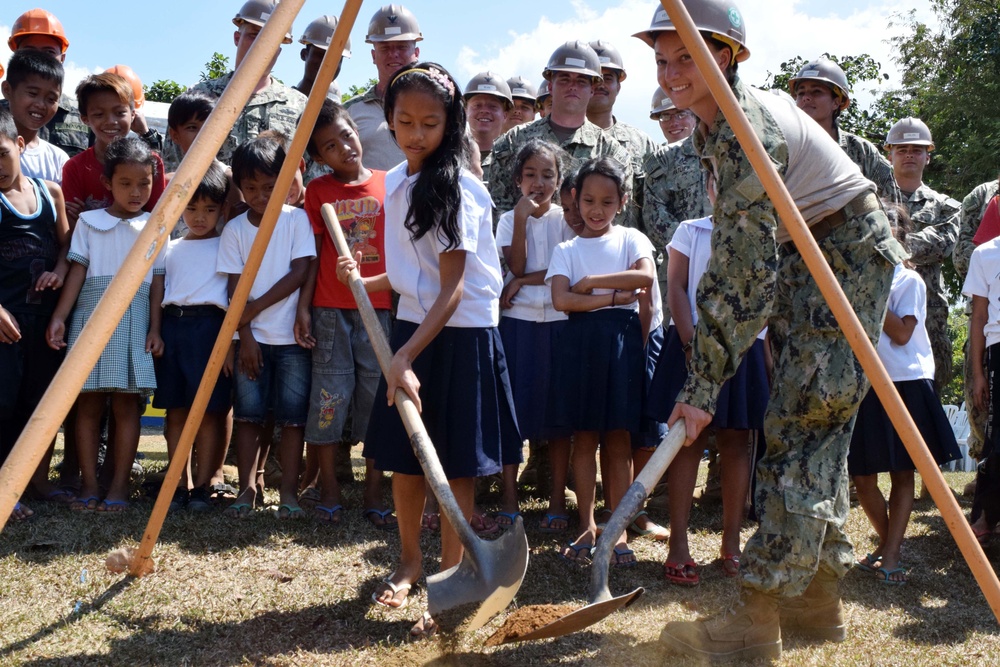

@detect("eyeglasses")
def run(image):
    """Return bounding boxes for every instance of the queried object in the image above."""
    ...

[655,110,694,122]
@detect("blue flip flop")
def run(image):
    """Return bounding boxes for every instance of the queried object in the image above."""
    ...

[363,508,397,530]
[494,511,521,529]
[613,547,637,568]
[314,504,343,524]
[539,513,570,533]
[560,541,594,564]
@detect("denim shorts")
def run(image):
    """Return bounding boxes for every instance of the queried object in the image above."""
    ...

[305,307,391,445]
[233,342,310,426]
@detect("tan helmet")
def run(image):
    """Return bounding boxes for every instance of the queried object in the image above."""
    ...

[886,117,935,150]
[535,79,551,109]
[299,14,352,57]
[8,8,70,53]
[589,40,627,81]
[105,65,145,109]
[507,76,537,103]
[543,41,602,82]
[463,72,513,108]
[365,4,423,43]
[233,0,292,44]
[649,87,676,118]
[788,58,850,110]
[633,0,750,63]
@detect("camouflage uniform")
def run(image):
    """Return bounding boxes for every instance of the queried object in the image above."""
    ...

[343,86,404,172]
[954,179,999,459]
[679,77,903,597]
[605,120,657,231]
[162,74,308,171]
[902,185,960,391]
[837,128,901,205]
[489,116,633,229]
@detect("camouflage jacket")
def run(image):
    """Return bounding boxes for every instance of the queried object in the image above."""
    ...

[902,184,960,310]
[838,128,900,205]
[163,73,307,171]
[642,137,711,254]
[489,116,634,228]
[605,119,657,231]
[954,179,999,279]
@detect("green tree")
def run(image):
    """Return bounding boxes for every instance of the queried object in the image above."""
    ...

[143,79,186,104]
[200,52,231,82]
[342,78,379,103]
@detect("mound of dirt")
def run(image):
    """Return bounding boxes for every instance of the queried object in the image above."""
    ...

[485,604,578,646]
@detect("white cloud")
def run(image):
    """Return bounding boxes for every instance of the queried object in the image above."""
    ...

[455,0,935,140]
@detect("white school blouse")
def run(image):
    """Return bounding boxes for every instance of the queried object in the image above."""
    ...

[964,237,1000,349]
[69,209,163,282]
[495,205,571,323]
[879,264,934,381]
[162,236,229,310]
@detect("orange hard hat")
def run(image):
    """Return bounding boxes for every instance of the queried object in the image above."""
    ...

[105,65,145,109]
[8,8,70,53]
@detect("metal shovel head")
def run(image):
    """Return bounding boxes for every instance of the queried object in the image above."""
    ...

[493,588,644,644]
[427,515,529,632]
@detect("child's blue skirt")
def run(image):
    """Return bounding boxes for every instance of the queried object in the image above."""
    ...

[363,321,522,479]
[645,326,769,430]
[498,316,569,441]
[848,378,961,475]
[547,308,644,434]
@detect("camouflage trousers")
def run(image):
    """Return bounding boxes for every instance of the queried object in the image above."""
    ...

[741,209,894,597]
[964,329,989,460]
[926,305,953,393]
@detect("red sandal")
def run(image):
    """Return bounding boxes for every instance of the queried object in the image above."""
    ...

[664,559,700,586]
[721,553,741,577]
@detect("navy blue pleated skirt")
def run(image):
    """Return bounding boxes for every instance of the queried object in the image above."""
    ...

[848,379,961,475]
[547,308,644,434]
[498,316,570,441]
[634,324,669,448]
[645,326,769,430]
[363,321,522,479]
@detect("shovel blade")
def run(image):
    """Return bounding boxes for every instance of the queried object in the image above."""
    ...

[427,516,529,632]
[493,588,644,644]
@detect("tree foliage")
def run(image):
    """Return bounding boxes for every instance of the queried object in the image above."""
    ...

[143,79,186,104]
[200,52,231,82]
[342,78,379,103]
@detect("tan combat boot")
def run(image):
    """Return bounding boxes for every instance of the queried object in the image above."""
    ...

[779,569,846,642]
[659,588,781,661]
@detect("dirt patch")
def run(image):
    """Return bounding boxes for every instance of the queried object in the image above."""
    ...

[485,604,579,646]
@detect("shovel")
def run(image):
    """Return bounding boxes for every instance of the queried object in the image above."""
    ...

[490,420,686,644]
[320,204,528,632]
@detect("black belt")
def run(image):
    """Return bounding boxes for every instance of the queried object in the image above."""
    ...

[782,191,881,253]
[164,304,224,318]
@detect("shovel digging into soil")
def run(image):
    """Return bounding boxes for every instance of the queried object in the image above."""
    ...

[321,204,529,633]
[486,421,686,645]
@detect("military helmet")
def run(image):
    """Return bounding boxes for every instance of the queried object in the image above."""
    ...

[589,40,627,81]
[886,117,934,150]
[299,14,352,57]
[105,65,145,109]
[233,0,292,44]
[649,87,676,117]
[366,4,423,43]
[464,72,513,108]
[633,0,750,63]
[543,41,603,82]
[507,76,537,103]
[8,8,70,53]
[535,79,551,109]
[788,58,850,110]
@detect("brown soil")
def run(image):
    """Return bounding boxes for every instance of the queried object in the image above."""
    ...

[484,604,579,646]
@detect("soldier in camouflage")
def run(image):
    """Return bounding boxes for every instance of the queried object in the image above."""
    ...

[586,40,657,231]
[789,58,901,205]
[887,117,960,392]
[7,8,89,157]
[637,2,905,660]
[490,41,633,228]
[463,72,513,188]
[954,177,999,460]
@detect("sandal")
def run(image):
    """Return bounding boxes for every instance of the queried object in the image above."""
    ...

[372,575,413,609]
[720,553,741,577]
[664,560,700,586]
[42,488,76,505]
[613,546,637,568]
[628,510,669,541]
[10,501,34,522]
[560,541,594,564]
[410,611,437,639]
[298,487,322,509]
[313,504,343,524]
[224,502,253,519]
[875,565,908,585]
[470,512,500,537]
[277,504,306,520]
[97,499,130,513]
[69,496,100,512]
[493,511,521,529]
[856,553,882,573]
[363,508,397,530]
[421,512,440,532]
[539,513,570,533]
[209,483,238,504]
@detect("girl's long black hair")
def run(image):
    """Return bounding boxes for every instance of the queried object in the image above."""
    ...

[384,62,466,250]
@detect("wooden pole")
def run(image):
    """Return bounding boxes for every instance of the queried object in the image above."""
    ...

[658,0,1000,624]
[0,0,310,534]
[127,0,364,575]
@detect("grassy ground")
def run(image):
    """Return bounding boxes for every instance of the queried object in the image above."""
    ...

[1,435,999,666]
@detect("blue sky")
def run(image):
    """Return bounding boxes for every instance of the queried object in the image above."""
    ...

[2,1,934,137]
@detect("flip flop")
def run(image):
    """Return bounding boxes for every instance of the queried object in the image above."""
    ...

[720,553,741,577]
[613,546,638,568]
[539,513,570,533]
[224,502,253,519]
[409,611,437,640]
[875,566,908,585]
[69,496,100,512]
[664,560,700,586]
[560,541,594,564]
[628,510,669,541]
[470,512,500,537]
[371,576,413,609]
[856,553,882,573]
[97,499,130,513]
[298,487,322,509]
[277,504,306,520]
[10,501,35,522]
[493,511,521,529]
[421,512,440,532]
[313,504,343,524]
[363,508,397,530]
[43,488,76,504]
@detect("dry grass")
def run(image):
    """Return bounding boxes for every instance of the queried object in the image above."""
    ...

[2,436,999,666]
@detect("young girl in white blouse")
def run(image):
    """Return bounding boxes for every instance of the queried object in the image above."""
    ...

[47,136,164,513]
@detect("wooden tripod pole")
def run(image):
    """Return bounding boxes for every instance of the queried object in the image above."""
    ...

[127,0,364,575]
[659,0,1000,624]
[0,0,308,534]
